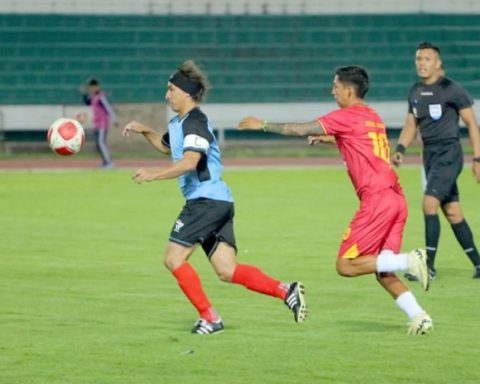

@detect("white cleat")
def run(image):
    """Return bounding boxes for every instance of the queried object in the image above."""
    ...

[407,311,433,335]
[407,249,429,291]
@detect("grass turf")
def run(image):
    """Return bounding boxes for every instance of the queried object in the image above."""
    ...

[1,166,479,384]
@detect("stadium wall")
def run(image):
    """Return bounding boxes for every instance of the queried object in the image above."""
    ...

[1,0,480,15]
[2,100,479,152]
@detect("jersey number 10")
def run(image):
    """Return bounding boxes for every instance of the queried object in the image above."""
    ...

[368,132,390,163]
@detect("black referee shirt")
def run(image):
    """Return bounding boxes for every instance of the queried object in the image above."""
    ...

[407,76,473,145]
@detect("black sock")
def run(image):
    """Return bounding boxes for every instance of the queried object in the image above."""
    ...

[451,220,480,267]
[425,214,440,270]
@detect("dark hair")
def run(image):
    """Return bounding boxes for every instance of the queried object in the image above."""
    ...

[335,66,369,99]
[177,60,210,102]
[87,77,99,86]
[416,42,440,54]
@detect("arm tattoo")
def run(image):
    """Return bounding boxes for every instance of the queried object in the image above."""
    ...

[264,120,324,136]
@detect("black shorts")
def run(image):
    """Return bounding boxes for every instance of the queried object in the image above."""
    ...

[169,198,237,258]
[423,139,463,204]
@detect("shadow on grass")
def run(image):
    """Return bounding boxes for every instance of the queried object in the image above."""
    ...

[336,319,400,333]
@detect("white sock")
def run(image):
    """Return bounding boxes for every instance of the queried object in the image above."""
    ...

[396,291,423,319]
[376,251,409,272]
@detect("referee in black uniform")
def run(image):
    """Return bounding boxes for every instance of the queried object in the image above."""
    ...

[393,42,480,280]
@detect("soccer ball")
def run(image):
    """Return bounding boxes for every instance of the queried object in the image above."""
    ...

[47,118,85,156]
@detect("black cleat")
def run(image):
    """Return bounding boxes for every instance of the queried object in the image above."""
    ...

[404,272,418,282]
[284,282,307,323]
[473,266,480,279]
[191,318,224,335]
[405,268,436,282]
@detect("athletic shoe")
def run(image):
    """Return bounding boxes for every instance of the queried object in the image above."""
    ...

[407,249,429,291]
[101,161,114,169]
[191,318,224,335]
[404,272,418,282]
[405,267,436,283]
[284,282,307,323]
[473,265,480,279]
[407,311,433,335]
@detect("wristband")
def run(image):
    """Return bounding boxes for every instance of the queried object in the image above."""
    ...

[395,144,406,154]
[261,120,268,132]
[473,156,480,163]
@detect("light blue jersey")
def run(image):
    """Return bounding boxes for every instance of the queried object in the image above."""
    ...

[162,107,233,202]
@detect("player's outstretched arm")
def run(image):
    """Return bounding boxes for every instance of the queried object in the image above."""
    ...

[123,120,170,154]
[308,135,336,145]
[238,116,324,136]
[459,107,480,183]
[392,113,417,167]
[132,151,201,183]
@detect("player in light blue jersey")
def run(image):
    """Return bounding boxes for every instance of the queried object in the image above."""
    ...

[123,60,307,334]
[167,106,232,201]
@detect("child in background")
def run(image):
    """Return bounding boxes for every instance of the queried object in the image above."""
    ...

[81,78,117,168]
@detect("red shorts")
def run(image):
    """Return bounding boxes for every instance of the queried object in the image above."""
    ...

[338,187,407,259]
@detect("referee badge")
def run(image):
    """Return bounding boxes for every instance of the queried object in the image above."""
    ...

[428,104,442,120]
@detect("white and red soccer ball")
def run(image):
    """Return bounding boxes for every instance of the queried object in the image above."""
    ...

[47,118,85,156]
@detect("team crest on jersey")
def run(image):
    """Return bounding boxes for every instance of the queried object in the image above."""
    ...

[174,219,185,233]
[428,104,442,120]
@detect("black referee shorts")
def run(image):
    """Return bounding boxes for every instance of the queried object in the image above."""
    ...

[169,198,237,258]
[423,139,463,204]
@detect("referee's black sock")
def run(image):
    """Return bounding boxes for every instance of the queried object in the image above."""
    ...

[451,220,480,267]
[425,214,440,271]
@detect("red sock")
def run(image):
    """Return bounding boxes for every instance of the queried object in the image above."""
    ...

[172,263,218,322]
[232,264,288,300]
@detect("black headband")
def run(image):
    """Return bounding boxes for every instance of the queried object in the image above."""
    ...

[169,70,202,97]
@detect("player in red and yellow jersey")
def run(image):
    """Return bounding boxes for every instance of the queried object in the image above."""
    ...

[317,98,403,259]
[239,66,433,335]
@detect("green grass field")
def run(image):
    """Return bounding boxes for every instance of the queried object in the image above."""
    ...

[1,166,480,384]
